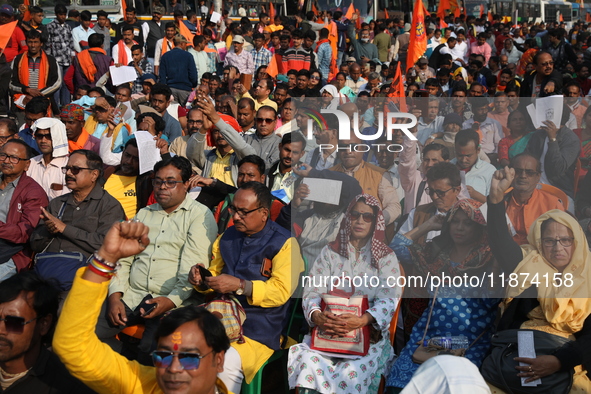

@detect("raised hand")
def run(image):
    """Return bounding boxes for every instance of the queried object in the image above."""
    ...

[490,166,515,204]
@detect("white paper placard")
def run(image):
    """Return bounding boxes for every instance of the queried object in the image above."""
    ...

[302,178,342,205]
[110,65,138,86]
[134,130,161,175]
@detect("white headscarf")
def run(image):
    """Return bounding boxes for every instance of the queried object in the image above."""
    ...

[320,85,348,109]
[31,117,69,157]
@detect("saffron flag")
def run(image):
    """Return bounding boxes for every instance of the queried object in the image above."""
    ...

[22,0,31,22]
[269,1,275,21]
[178,21,195,47]
[587,12,591,22]
[312,3,318,16]
[344,4,355,20]
[266,54,279,77]
[121,0,127,22]
[436,0,450,19]
[0,21,17,51]
[440,19,448,29]
[385,8,389,19]
[387,61,407,110]
[449,0,461,17]
[559,12,564,22]
[488,10,493,22]
[407,0,427,72]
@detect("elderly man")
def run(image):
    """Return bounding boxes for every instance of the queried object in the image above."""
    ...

[99,156,217,364]
[26,118,69,200]
[0,272,94,393]
[500,39,522,65]
[30,149,125,260]
[189,181,304,393]
[521,51,563,98]
[187,98,256,186]
[0,140,48,280]
[224,35,254,76]
[60,104,100,154]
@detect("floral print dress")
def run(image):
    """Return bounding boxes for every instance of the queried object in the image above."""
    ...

[287,243,402,394]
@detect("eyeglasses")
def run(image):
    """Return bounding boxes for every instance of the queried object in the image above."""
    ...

[542,237,574,247]
[152,350,213,370]
[34,133,52,141]
[187,119,204,125]
[152,179,184,189]
[0,153,29,164]
[256,117,275,124]
[425,187,455,198]
[227,205,263,218]
[513,168,539,177]
[0,135,13,142]
[61,166,93,175]
[539,61,554,67]
[348,210,375,223]
[0,315,38,334]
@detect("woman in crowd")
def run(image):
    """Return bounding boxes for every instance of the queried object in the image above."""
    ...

[334,72,356,100]
[308,70,323,96]
[487,167,591,392]
[574,104,591,178]
[386,199,501,391]
[319,84,348,110]
[497,107,536,168]
[288,194,402,394]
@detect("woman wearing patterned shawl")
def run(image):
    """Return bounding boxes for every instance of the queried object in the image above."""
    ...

[487,168,591,393]
[386,199,501,391]
[288,194,402,394]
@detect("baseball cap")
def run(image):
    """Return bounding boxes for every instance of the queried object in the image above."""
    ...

[232,35,245,44]
[0,4,14,16]
[153,5,165,15]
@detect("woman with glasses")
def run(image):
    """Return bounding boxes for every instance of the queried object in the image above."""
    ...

[485,167,591,392]
[288,194,402,394]
[307,70,323,96]
[386,199,501,392]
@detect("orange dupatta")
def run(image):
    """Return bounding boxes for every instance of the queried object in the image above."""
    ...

[117,40,137,65]
[68,128,91,152]
[161,37,173,56]
[18,51,49,91]
[77,48,107,83]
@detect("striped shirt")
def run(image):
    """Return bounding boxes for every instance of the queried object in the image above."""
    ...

[252,46,272,72]
[27,56,42,89]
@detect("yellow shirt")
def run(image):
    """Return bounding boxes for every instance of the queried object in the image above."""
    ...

[104,174,137,219]
[53,270,232,394]
[242,91,278,111]
[210,149,235,186]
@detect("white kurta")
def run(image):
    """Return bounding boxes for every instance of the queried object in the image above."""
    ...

[288,243,402,393]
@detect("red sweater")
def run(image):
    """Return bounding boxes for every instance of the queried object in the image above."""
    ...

[0,173,48,271]
[4,26,28,63]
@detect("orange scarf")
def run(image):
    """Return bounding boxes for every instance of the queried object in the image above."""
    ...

[18,51,49,91]
[77,48,107,83]
[68,128,90,152]
[117,40,137,65]
[161,37,173,56]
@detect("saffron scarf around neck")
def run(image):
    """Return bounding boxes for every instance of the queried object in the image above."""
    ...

[68,128,91,152]
[117,40,137,65]
[161,37,173,55]
[77,48,107,83]
[19,51,49,90]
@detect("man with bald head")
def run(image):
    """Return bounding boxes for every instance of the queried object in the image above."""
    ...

[345,63,367,95]
[330,134,401,225]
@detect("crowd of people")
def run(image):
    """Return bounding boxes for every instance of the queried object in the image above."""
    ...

[3,2,591,394]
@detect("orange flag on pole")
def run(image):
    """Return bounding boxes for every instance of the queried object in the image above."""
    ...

[488,10,493,22]
[266,54,279,78]
[269,1,275,21]
[312,3,318,16]
[559,12,564,22]
[0,21,17,51]
[344,4,355,20]
[436,0,450,19]
[587,12,591,22]
[385,8,390,19]
[407,0,427,72]
[440,19,448,28]
[22,0,31,22]
[387,61,407,107]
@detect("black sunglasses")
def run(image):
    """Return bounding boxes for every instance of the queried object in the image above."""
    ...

[152,350,213,370]
[61,166,93,175]
[256,117,275,124]
[0,315,38,334]
[349,211,375,223]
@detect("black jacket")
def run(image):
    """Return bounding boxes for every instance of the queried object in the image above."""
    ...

[520,69,564,99]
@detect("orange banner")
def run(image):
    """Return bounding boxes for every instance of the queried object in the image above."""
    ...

[407,0,427,72]
[0,21,17,51]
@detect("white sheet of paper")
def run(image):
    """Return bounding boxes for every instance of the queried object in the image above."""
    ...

[210,11,221,23]
[134,130,161,175]
[526,103,538,128]
[110,65,138,86]
[534,95,563,130]
[303,178,342,205]
[518,330,541,387]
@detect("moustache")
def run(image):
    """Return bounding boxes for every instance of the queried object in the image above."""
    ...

[65,176,76,182]
[0,337,13,349]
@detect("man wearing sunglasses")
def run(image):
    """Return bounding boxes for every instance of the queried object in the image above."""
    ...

[189,181,304,393]
[0,271,94,393]
[30,149,125,261]
[54,221,231,394]
[521,51,563,99]
[0,140,47,281]
[97,156,216,365]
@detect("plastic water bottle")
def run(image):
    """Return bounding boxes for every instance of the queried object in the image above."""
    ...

[425,334,469,350]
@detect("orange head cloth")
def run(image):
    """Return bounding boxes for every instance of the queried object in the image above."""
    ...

[206,113,242,146]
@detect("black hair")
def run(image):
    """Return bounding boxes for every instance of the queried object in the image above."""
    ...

[68,9,79,18]
[297,69,310,78]
[26,28,44,44]
[25,97,50,115]
[4,139,33,159]
[253,32,264,41]
[426,162,461,187]
[186,10,196,19]
[292,29,304,39]
[260,77,274,92]
[165,21,176,30]
[533,50,552,66]
[455,129,480,148]
[151,83,172,99]
[126,6,136,13]
[0,118,18,135]
[124,137,138,150]
[88,33,104,48]
[173,10,184,18]
[88,87,106,97]
[334,10,343,19]
[54,4,67,14]
[238,181,272,210]
[154,156,192,182]
[131,44,143,52]
[29,5,43,14]
[104,96,117,107]
[281,131,307,150]
[121,25,134,33]
[80,10,92,21]
[287,69,298,77]
[0,271,60,340]
[193,34,205,46]
[97,10,109,18]
[117,84,132,97]
[238,155,266,177]
[137,112,166,133]
[71,149,104,177]
[422,142,450,161]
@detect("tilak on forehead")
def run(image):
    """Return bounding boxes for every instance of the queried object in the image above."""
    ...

[172,331,182,351]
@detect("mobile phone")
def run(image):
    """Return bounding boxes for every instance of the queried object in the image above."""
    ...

[197,265,212,291]
[141,303,157,317]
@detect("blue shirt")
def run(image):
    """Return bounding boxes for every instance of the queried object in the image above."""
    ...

[162,110,183,142]
[18,128,39,153]
[159,48,198,92]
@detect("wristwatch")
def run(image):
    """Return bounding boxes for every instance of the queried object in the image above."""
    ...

[550,137,557,142]
[235,279,245,295]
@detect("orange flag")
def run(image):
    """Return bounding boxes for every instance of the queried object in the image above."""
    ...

[559,12,564,22]
[437,0,450,19]
[422,2,430,18]
[487,10,493,22]
[407,0,427,72]
[312,3,318,16]
[385,8,389,19]
[344,4,354,20]
[178,21,195,47]
[387,61,407,111]
[22,0,31,22]
[355,9,361,30]
[587,12,591,22]
[440,19,448,28]
[0,21,17,51]
[121,0,127,21]
[479,4,484,18]
[269,1,275,21]
[266,54,279,77]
